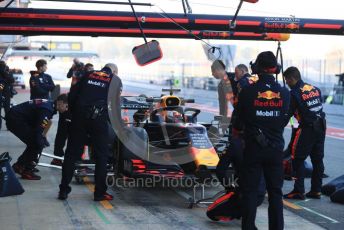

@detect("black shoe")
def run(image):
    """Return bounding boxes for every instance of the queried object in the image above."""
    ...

[21,170,41,180]
[94,192,114,201]
[12,162,24,174]
[43,137,50,147]
[51,159,63,166]
[283,190,305,200]
[29,161,39,172]
[58,186,71,200]
[31,168,40,173]
[306,191,321,199]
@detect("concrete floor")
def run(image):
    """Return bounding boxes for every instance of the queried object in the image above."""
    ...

[1,87,342,230]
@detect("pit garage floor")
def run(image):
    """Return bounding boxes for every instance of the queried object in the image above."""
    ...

[0,88,342,230]
[0,145,322,230]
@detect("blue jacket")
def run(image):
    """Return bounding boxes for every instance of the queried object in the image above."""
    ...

[229,73,257,131]
[234,74,290,150]
[229,72,255,105]
[288,80,325,126]
[229,72,251,98]
[29,71,55,100]
[69,67,121,112]
[6,100,54,147]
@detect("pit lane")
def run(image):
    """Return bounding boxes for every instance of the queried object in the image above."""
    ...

[122,80,344,230]
[0,83,343,230]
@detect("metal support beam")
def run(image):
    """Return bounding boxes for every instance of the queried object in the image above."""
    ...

[0,8,343,36]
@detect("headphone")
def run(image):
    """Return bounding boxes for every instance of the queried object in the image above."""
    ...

[250,60,281,75]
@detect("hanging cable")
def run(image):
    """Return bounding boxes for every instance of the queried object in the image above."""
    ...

[153,6,219,50]
[230,0,244,30]
[3,0,16,9]
[185,0,192,14]
[0,44,11,60]
[154,4,226,60]
[0,0,16,14]
[0,36,25,60]
[275,41,286,86]
[181,0,187,16]
[128,0,148,44]
[153,6,222,59]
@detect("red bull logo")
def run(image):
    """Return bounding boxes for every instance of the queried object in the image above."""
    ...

[300,84,314,93]
[302,90,320,100]
[96,71,108,77]
[89,72,111,82]
[257,90,280,100]
[254,99,283,107]
[264,22,300,30]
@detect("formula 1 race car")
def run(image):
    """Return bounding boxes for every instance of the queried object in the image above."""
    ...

[113,88,221,181]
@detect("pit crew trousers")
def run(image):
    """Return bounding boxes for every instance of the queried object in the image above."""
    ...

[6,117,42,170]
[60,108,109,197]
[291,120,326,193]
[240,141,284,230]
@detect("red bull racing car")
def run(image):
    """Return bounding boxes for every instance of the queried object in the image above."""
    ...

[113,88,220,181]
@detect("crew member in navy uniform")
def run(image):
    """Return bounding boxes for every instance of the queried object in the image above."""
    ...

[283,66,326,200]
[216,64,252,186]
[58,63,121,201]
[51,94,70,166]
[0,61,14,130]
[231,64,252,102]
[29,59,55,100]
[229,64,257,133]
[7,95,67,180]
[234,51,290,230]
